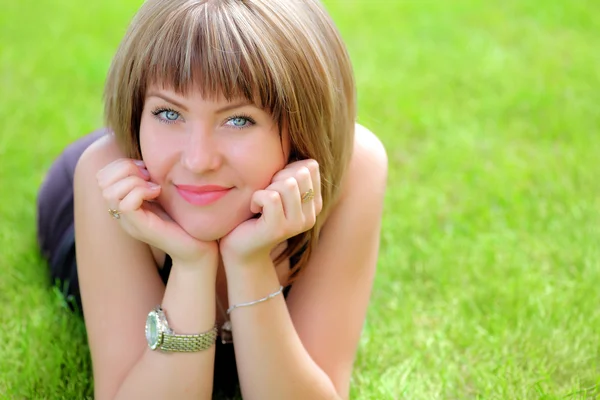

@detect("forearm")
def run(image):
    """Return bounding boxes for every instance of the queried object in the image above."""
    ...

[225,257,341,400]
[114,260,218,400]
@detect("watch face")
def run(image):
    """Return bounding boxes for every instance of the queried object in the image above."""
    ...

[145,310,162,350]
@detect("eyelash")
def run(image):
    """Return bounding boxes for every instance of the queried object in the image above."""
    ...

[150,107,256,129]
[227,113,256,129]
[150,107,180,125]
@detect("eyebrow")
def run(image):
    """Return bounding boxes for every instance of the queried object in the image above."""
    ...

[146,91,254,114]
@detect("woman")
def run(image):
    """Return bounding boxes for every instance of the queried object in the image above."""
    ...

[36,0,387,398]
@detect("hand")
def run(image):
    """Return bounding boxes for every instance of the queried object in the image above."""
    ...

[219,159,322,266]
[97,158,218,265]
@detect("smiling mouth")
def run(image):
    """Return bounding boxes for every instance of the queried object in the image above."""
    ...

[175,186,233,206]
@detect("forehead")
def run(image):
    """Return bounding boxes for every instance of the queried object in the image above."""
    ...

[143,83,265,112]
[144,76,253,100]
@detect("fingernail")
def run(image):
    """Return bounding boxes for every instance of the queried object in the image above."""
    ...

[133,160,145,166]
[148,182,160,189]
[139,168,150,177]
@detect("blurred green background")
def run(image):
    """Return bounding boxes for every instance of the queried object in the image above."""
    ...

[1,0,600,399]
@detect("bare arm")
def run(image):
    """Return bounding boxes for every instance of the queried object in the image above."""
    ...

[75,136,218,400]
[223,124,388,399]
[112,263,218,400]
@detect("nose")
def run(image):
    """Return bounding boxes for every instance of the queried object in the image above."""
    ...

[181,124,223,173]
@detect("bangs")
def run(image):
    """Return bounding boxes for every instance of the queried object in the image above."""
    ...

[138,2,287,118]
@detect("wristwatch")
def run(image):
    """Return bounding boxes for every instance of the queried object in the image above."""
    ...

[145,306,218,352]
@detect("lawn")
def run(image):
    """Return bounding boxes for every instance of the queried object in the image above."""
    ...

[1,0,600,399]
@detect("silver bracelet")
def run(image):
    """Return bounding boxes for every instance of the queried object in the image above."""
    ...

[227,285,284,315]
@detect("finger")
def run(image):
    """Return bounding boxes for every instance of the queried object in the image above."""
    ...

[97,158,149,189]
[304,159,322,215]
[250,190,285,229]
[270,159,307,183]
[271,159,321,215]
[264,178,303,222]
[296,166,316,225]
[103,175,159,208]
[118,184,162,214]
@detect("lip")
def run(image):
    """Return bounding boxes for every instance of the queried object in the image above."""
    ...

[175,185,233,206]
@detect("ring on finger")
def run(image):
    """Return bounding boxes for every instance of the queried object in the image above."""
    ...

[301,188,315,204]
[108,208,121,220]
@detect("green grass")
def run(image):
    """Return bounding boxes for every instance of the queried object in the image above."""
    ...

[2,0,600,398]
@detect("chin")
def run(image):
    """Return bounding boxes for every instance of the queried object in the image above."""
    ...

[180,223,230,242]
[177,217,242,242]
[159,194,253,242]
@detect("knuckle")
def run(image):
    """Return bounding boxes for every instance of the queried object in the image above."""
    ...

[116,200,132,214]
[116,159,139,176]
[284,177,297,191]
[126,174,144,186]
[316,200,323,215]
[269,191,281,203]
[120,191,140,209]
[306,159,319,173]
[97,170,110,188]
[102,187,114,202]
[297,166,311,180]
[127,162,141,175]
[131,186,147,197]
[252,190,264,201]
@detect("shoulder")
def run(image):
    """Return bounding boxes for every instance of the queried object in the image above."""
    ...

[339,123,388,203]
[75,132,125,181]
[353,123,388,166]
[319,122,387,232]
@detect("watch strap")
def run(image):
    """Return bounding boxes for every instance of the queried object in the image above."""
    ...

[160,325,218,352]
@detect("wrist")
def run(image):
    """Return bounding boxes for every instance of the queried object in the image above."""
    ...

[223,256,283,316]
[170,251,219,272]
[221,250,272,272]
[160,260,218,335]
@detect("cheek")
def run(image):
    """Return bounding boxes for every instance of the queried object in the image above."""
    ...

[230,137,286,184]
[139,118,154,161]
[139,122,174,183]
[142,151,166,184]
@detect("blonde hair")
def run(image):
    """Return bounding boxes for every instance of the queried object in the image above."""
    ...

[104,0,356,282]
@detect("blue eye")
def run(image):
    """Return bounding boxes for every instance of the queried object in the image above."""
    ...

[226,116,254,129]
[151,108,181,124]
[163,110,179,121]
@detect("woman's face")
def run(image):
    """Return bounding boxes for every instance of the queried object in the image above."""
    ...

[139,86,290,241]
